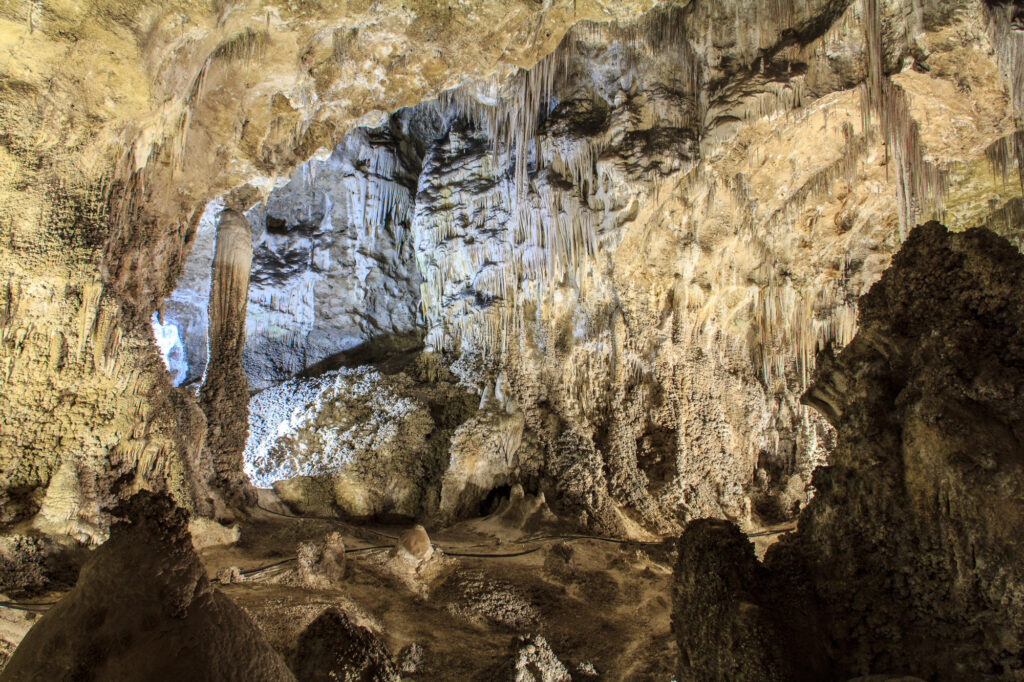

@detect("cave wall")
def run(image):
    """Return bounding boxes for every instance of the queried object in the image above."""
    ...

[399,0,1023,531]
[1,0,1023,535]
[673,223,1024,680]
[0,0,664,536]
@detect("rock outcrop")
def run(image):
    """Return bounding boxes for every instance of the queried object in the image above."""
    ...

[296,532,347,589]
[245,354,476,519]
[673,223,1024,680]
[289,608,399,682]
[211,0,1023,535]
[0,491,295,681]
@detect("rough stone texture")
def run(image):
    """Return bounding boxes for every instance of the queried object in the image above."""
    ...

[0,491,295,681]
[779,222,1024,679]
[672,519,821,682]
[394,525,433,563]
[241,112,440,390]
[296,532,346,589]
[674,223,1024,681]
[441,408,526,519]
[223,0,1024,532]
[200,209,257,509]
[398,642,424,674]
[246,353,476,519]
[289,607,399,682]
[0,0,662,536]
[2,0,1024,537]
[506,634,572,682]
[400,0,1024,533]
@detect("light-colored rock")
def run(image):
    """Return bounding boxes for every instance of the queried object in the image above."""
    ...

[189,517,240,551]
[394,525,434,564]
[215,566,244,585]
[509,634,571,682]
[297,532,347,589]
[2,0,1023,540]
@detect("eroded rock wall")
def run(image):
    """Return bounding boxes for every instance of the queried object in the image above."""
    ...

[674,223,1024,680]
[397,0,1024,531]
[0,0,662,536]
[2,0,1023,535]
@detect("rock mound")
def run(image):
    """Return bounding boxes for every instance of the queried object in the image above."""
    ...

[289,607,399,682]
[1,491,294,681]
[674,224,1024,680]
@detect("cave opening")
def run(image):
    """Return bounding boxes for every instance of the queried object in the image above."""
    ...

[478,484,513,517]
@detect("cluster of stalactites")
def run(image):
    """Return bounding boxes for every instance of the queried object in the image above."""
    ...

[414,160,600,358]
[416,7,710,358]
[436,3,702,203]
[172,27,269,171]
[859,0,946,241]
[345,139,416,246]
[752,278,859,389]
[986,128,1024,194]
[984,0,1024,115]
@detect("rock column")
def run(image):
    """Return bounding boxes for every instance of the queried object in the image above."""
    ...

[200,208,255,508]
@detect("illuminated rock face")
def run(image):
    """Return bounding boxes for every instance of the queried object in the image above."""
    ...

[241,113,442,389]
[228,0,1024,532]
[1,0,1023,532]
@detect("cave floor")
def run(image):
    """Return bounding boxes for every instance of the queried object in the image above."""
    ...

[201,505,683,680]
[0,503,794,680]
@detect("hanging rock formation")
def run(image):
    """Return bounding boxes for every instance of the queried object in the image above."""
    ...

[201,0,1024,535]
[674,223,1024,680]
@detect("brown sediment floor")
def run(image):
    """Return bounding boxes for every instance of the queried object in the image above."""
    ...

[201,505,681,680]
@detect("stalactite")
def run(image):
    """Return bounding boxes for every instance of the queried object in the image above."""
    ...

[859,0,946,240]
[984,1,1024,115]
[985,128,1024,193]
[171,28,269,169]
[76,281,103,359]
[752,280,858,389]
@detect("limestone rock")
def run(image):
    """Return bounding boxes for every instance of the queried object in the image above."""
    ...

[394,525,433,564]
[200,208,257,509]
[771,223,1024,679]
[297,532,346,589]
[3,0,1024,549]
[506,634,571,682]
[0,491,295,681]
[440,409,525,518]
[246,354,476,519]
[189,517,241,551]
[397,642,424,674]
[674,224,1024,681]
[289,608,399,682]
[671,519,807,682]
[216,566,244,585]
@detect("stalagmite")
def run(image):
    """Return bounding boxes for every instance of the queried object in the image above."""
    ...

[200,208,256,508]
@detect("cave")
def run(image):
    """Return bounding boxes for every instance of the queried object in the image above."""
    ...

[1,0,1024,680]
